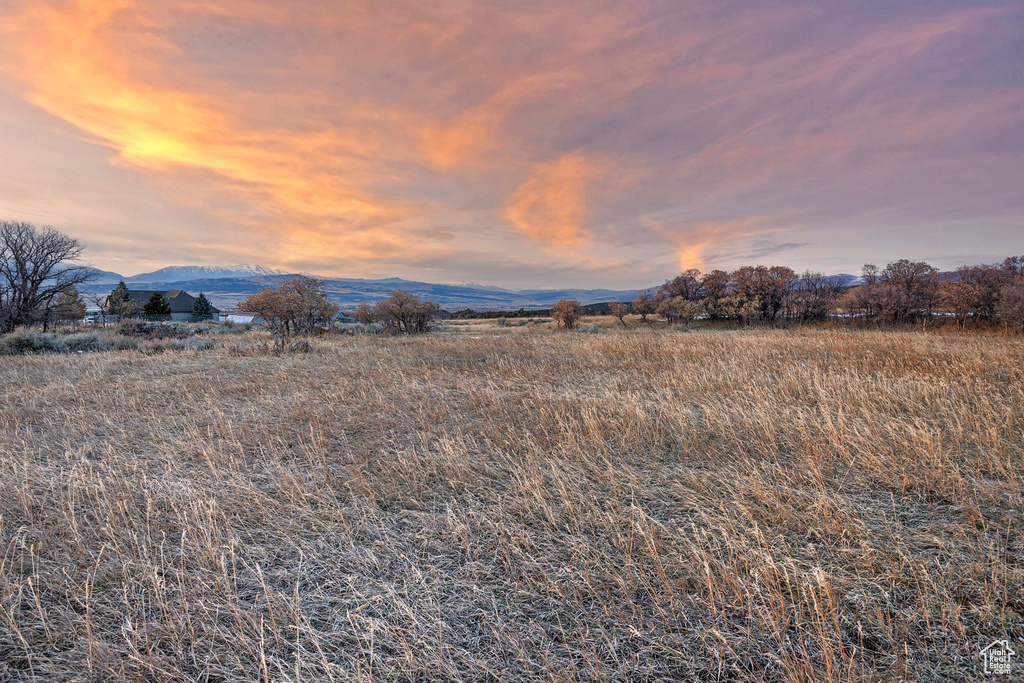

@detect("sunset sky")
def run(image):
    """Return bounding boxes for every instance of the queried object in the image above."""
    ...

[1,1,1021,287]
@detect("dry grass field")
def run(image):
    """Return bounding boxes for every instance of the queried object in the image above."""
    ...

[1,322,1022,681]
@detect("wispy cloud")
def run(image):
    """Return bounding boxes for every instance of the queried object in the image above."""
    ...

[505,154,604,246]
[0,0,1020,285]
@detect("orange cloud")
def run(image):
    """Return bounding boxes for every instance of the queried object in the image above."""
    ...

[643,217,786,272]
[421,109,503,169]
[420,69,583,168]
[0,0,422,266]
[505,154,602,246]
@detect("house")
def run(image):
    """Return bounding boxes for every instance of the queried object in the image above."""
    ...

[336,312,356,324]
[107,289,221,322]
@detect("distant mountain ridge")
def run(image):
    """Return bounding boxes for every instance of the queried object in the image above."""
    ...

[87,264,285,283]
[81,264,865,312]
[130,264,285,281]
[82,268,653,311]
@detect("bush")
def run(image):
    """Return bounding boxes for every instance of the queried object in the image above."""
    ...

[239,276,338,346]
[139,338,214,354]
[0,329,60,354]
[0,329,139,354]
[357,290,441,334]
[0,327,215,355]
[551,299,583,329]
[227,339,312,356]
[117,321,195,339]
[205,320,252,335]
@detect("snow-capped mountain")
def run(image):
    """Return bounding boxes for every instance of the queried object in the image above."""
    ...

[126,264,285,281]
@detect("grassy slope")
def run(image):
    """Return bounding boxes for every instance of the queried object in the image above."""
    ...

[0,324,1021,681]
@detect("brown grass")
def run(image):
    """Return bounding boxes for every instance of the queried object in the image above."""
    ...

[0,322,1021,681]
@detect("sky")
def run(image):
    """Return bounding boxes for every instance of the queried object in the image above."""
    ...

[0,0,1022,288]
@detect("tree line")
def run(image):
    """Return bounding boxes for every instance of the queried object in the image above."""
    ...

[607,257,1024,331]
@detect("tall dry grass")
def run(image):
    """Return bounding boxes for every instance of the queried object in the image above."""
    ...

[0,324,1021,681]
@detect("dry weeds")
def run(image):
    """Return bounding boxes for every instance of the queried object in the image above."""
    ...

[0,324,1021,681]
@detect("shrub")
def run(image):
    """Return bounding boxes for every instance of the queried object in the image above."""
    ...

[551,299,583,329]
[202,320,252,335]
[117,321,194,339]
[239,276,339,346]
[227,339,312,356]
[0,329,140,354]
[139,337,214,354]
[358,290,441,334]
[0,329,60,354]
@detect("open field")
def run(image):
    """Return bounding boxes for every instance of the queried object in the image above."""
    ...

[1,323,1022,681]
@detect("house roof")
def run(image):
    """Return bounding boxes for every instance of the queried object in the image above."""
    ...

[981,640,1015,653]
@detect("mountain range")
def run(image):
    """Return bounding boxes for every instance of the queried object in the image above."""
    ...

[82,264,864,312]
[88,264,285,282]
[82,265,651,311]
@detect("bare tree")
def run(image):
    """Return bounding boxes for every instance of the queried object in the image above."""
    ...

[0,221,95,334]
[730,265,797,324]
[699,269,731,319]
[1003,256,1024,279]
[850,260,937,325]
[240,276,339,347]
[608,301,629,327]
[280,276,339,333]
[364,290,440,333]
[88,293,110,325]
[996,282,1024,333]
[353,302,375,325]
[632,293,655,325]
[955,264,1003,322]
[790,271,843,323]
[551,299,583,329]
[655,296,682,324]
[939,273,980,331]
[239,287,293,347]
[657,269,703,301]
[880,259,938,323]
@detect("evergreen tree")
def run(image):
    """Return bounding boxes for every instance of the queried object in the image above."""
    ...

[106,280,137,318]
[144,291,171,316]
[192,292,214,320]
[54,286,86,322]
